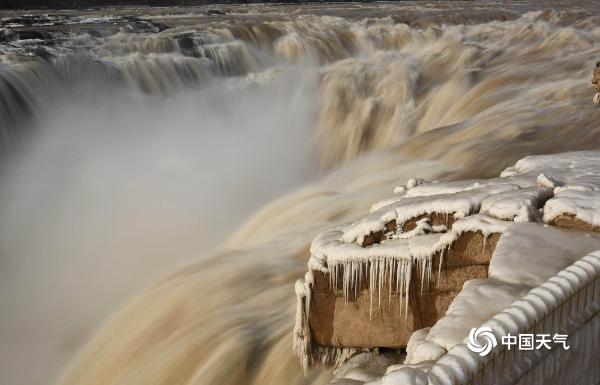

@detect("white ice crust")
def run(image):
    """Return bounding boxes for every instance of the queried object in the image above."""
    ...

[343,150,600,246]
[543,189,600,227]
[505,151,600,226]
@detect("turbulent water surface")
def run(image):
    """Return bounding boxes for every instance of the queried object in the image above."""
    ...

[1,2,600,385]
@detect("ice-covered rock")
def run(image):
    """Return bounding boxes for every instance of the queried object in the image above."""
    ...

[295,151,600,378]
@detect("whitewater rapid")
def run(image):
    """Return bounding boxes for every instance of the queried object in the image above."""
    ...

[1,3,600,385]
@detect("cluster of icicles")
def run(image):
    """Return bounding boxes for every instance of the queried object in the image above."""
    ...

[328,252,436,318]
[320,214,454,319]
[294,237,451,369]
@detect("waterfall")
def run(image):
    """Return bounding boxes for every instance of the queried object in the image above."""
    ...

[1,4,600,385]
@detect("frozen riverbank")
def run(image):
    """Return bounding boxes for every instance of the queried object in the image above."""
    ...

[305,151,600,384]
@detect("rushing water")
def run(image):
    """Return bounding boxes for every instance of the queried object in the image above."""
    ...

[1,2,600,385]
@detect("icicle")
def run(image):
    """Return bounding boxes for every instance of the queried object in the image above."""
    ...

[418,258,426,293]
[437,247,446,286]
[293,278,313,372]
[388,258,394,303]
[330,264,334,292]
[352,261,356,301]
[369,259,374,319]
[343,261,349,303]
[398,260,405,317]
[359,261,363,298]
[304,274,313,321]
[403,261,412,319]
[424,258,427,290]
[329,263,334,291]
[353,262,359,299]
[425,256,433,289]
[377,258,382,309]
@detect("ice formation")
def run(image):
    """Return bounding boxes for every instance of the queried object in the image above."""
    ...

[295,151,600,375]
[294,272,359,369]
[309,212,512,322]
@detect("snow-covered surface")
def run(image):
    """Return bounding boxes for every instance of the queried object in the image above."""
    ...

[332,151,600,247]
[543,189,600,227]
[344,184,517,245]
[295,151,600,378]
[446,213,512,237]
[489,223,600,286]
[479,186,552,222]
[505,151,600,226]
